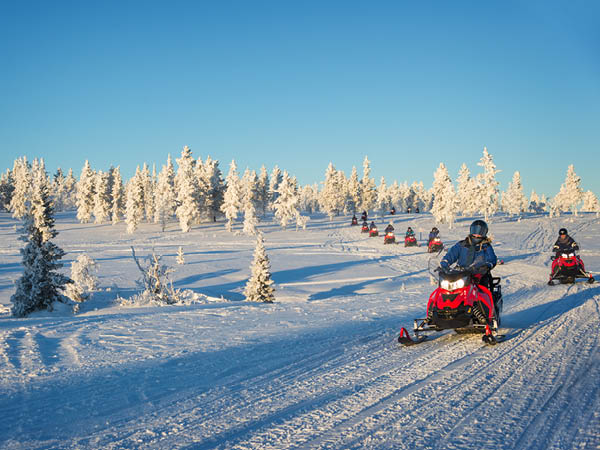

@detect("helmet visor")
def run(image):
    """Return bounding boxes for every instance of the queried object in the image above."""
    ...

[470,223,487,236]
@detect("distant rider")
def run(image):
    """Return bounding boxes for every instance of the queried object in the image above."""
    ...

[440,220,497,291]
[369,221,377,230]
[552,228,579,257]
[385,223,394,234]
[405,227,415,238]
[361,211,368,221]
[428,227,439,243]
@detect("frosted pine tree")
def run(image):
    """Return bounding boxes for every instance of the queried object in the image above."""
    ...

[273,171,299,229]
[65,254,98,302]
[51,168,67,212]
[0,168,14,211]
[153,156,176,231]
[553,165,583,216]
[269,166,283,209]
[456,163,478,216]
[176,246,185,264]
[141,163,156,223]
[11,170,71,316]
[375,177,390,218]
[299,184,319,214]
[9,157,31,219]
[93,170,111,224]
[243,200,259,235]
[175,146,200,232]
[360,156,376,213]
[63,168,78,210]
[502,171,528,216]
[257,165,270,216]
[345,166,361,214]
[221,160,242,232]
[528,190,545,213]
[125,166,145,234]
[476,147,500,221]
[431,163,458,227]
[319,163,344,220]
[244,233,275,303]
[202,156,224,222]
[581,191,600,217]
[76,160,96,223]
[110,166,125,224]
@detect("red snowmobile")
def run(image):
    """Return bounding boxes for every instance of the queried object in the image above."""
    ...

[428,237,444,253]
[404,235,418,247]
[398,264,503,346]
[548,252,594,285]
[384,231,396,244]
[369,226,379,237]
[361,223,369,233]
[351,217,358,226]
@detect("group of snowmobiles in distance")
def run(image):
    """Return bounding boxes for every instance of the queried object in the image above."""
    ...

[393,220,595,347]
[352,212,445,250]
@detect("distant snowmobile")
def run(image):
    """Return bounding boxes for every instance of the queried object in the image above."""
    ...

[351,216,358,226]
[361,222,369,233]
[369,226,379,237]
[404,235,418,247]
[384,231,395,244]
[548,252,594,285]
[398,263,503,346]
[428,237,444,253]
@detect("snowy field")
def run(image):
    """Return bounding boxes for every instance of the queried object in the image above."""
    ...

[1,211,599,450]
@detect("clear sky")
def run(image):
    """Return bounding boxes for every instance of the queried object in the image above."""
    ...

[1,0,599,196]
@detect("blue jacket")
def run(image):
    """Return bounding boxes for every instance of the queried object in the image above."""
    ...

[428,230,439,242]
[441,237,497,270]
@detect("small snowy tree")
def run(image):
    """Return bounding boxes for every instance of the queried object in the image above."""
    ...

[456,163,478,216]
[141,163,155,222]
[319,163,345,220]
[175,146,200,232]
[431,163,458,228]
[76,160,96,223]
[476,147,500,221]
[221,160,242,232]
[360,156,376,213]
[63,168,78,210]
[257,165,270,216]
[202,156,224,221]
[375,177,390,218]
[11,173,72,316]
[154,156,177,231]
[244,233,275,303]
[553,165,583,216]
[0,168,15,211]
[502,171,528,216]
[93,170,111,224]
[125,166,145,234]
[299,184,319,214]
[110,166,125,224]
[9,157,31,219]
[581,190,600,217]
[243,200,259,235]
[131,247,181,304]
[345,166,361,214]
[176,246,185,265]
[269,166,283,209]
[273,171,299,229]
[65,254,98,302]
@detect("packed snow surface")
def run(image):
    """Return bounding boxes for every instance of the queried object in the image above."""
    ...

[1,212,599,449]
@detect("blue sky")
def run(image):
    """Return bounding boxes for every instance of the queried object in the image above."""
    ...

[1,0,599,196]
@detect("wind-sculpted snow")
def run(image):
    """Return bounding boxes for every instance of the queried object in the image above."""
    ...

[0,212,599,449]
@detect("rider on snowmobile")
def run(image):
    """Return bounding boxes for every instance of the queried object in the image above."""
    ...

[385,223,394,233]
[552,228,579,256]
[406,227,415,237]
[440,220,497,291]
[369,221,377,230]
[428,227,439,243]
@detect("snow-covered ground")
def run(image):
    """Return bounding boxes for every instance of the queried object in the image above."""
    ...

[1,211,599,450]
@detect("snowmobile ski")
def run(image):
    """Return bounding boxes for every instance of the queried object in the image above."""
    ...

[397,327,427,346]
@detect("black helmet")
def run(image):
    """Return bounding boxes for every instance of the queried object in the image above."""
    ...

[559,228,568,236]
[432,227,438,232]
[470,220,488,238]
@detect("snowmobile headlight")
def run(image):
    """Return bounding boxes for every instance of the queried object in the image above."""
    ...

[440,280,450,290]
[562,253,570,258]
[434,238,440,242]
[441,278,466,291]
[568,253,575,258]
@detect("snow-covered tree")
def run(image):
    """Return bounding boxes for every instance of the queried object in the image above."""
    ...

[65,254,98,302]
[221,160,242,232]
[141,163,155,222]
[319,163,345,220]
[9,157,31,219]
[175,146,200,232]
[0,168,14,211]
[502,171,528,216]
[76,160,96,223]
[528,190,546,214]
[154,155,176,231]
[299,184,320,214]
[93,170,111,224]
[125,166,145,234]
[51,168,67,212]
[553,165,583,216]
[456,163,478,216]
[431,163,458,227]
[257,165,270,216]
[581,190,600,217]
[360,156,376,213]
[110,166,125,224]
[63,168,78,210]
[269,166,283,209]
[476,147,500,221]
[176,246,185,265]
[244,233,275,303]
[345,166,361,214]
[273,171,299,229]
[243,200,259,235]
[375,177,390,218]
[11,172,71,316]
[202,156,224,221]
